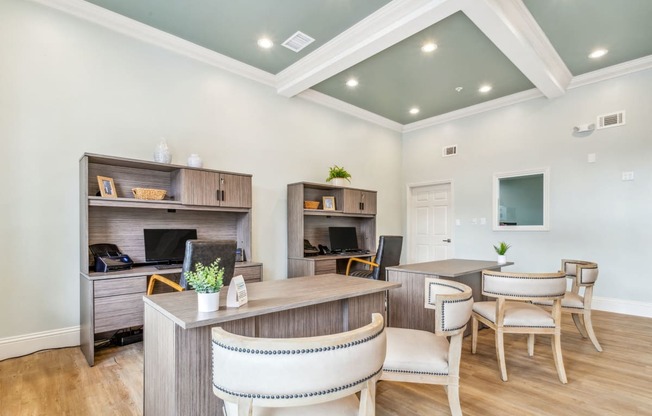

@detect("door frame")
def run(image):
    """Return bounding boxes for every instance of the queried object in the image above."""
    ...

[405,179,455,264]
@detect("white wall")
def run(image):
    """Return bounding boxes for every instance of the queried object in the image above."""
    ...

[0,0,403,341]
[402,69,652,307]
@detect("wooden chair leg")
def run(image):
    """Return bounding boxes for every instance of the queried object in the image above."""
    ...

[447,384,462,416]
[571,313,589,338]
[583,311,603,352]
[495,329,508,381]
[527,334,535,356]
[471,316,478,354]
[236,398,253,416]
[359,380,376,416]
[551,332,568,384]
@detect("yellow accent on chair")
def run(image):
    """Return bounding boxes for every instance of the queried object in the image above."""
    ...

[534,259,602,352]
[346,235,402,280]
[471,270,568,383]
[212,313,386,416]
[146,274,183,295]
[381,278,473,416]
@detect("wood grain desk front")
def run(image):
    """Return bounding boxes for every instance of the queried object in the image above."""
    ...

[386,259,513,334]
[142,274,400,416]
[288,253,373,277]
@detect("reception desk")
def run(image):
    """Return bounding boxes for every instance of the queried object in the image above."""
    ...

[386,259,513,334]
[142,274,400,416]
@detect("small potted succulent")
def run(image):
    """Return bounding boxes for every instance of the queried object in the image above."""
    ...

[493,241,511,264]
[326,165,352,186]
[184,259,224,312]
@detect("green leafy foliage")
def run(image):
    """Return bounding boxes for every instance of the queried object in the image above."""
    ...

[326,165,352,182]
[184,259,224,294]
[493,241,511,255]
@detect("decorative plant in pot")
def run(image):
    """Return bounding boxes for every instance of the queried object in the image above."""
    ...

[184,259,224,312]
[326,165,352,187]
[493,241,511,264]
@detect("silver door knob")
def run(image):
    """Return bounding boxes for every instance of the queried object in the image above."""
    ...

[442,239,451,243]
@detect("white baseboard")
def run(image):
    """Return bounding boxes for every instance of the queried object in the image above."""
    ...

[593,297,652,318]
[0,326,79,361]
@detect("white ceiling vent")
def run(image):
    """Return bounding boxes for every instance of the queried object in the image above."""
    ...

[281,31,315,52]
[442,145,458,157]
[597,111,626,129]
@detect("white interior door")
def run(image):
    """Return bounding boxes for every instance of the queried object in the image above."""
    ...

[408,183,453,263]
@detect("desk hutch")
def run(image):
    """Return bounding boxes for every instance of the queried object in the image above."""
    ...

[79,153,261,365]
[287,182,377,277]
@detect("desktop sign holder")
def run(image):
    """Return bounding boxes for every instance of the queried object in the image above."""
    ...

[226,275,248,307]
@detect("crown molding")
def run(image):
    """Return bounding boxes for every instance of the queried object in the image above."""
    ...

[568,55,652,90]
[402,88,543,132]
[298,90,403,132]
[276,0,459,97]
[30,0,276,87]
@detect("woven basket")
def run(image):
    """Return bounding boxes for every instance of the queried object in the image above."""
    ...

[304,200,320,209]
[132,188,167,200]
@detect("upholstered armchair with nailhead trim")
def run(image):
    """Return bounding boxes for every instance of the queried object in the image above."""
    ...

[212,313,386,416]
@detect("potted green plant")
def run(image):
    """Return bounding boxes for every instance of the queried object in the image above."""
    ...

[184,259,225,312]
[493,241,511,264]
[326,165,352,186]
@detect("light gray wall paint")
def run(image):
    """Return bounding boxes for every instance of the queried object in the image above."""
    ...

[0,0,402,338]
[402,69,652,303]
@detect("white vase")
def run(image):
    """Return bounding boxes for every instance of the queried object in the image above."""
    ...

[154,138,172,164]
[331,178,348,187]
[197,291,220,312]
[497,255,507,264]
[187,153,202,168]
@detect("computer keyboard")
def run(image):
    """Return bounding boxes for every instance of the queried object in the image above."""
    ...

[155,264,182,270]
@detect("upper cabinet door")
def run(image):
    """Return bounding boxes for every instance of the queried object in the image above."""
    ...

[180,170,221,206]
[219,173,252,208]
[343,189,377,215]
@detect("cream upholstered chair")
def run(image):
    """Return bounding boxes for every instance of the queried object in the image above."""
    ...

[381,278,473,416]
[212,313,386,416]
[471,270,568,384]
[534,259,602,351]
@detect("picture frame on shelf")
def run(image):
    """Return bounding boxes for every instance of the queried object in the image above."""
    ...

[97,176,117,198]
[322,196,335,211]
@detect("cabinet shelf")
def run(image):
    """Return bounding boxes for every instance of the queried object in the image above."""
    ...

[303,209,374,218]
[88,196,249,213]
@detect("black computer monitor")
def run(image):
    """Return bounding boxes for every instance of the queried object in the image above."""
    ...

[143,229,197,264]
[328,227,359,253]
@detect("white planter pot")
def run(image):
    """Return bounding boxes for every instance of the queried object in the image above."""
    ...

[331,178,348,187]
[497,255,507,264]
[197,291,220,312]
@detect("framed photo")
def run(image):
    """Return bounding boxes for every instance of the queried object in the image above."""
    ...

[322,196,336,211]
[97,176,117,198]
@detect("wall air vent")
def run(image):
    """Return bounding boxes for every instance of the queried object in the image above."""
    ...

[597,111,626,129]
[281,31,315,52]
[442,145,458,157]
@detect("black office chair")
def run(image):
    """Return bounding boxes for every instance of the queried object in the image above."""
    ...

[345,235,403,280]
[147,239,237,295]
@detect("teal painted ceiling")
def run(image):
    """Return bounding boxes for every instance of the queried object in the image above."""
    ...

[79,0,652,127]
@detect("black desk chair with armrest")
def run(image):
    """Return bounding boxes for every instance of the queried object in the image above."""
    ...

[345,235,403,280]
[147,239,237,295]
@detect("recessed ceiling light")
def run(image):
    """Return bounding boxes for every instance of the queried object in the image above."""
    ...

[455,86,463,92]
[346,79,359,88]
[409,107,420,115]
[257,37,273,49]
[589,48,608,59]
[478,85,492,93]
[421,42,438,53]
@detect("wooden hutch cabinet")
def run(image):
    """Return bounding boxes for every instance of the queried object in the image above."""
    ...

[287,182,377,278]
[79,153,261,365]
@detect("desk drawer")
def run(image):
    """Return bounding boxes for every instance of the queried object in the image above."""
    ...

[94,276,147,298]
[94,293,144,333]
[315,260,337,275]
[236,265,262,283]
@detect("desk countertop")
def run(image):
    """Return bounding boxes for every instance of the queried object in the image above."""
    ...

[143,274,400,329]
[386,258,513,277]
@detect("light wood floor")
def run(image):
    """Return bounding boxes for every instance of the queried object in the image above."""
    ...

[1,310,651,416]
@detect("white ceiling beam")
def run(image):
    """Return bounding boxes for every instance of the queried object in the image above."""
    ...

[276,0,459,97]
[460,0,572,98]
